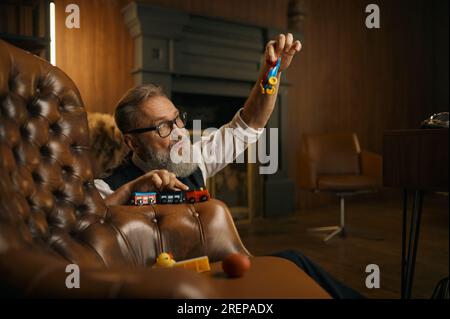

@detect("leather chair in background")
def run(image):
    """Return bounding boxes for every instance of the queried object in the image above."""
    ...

[0,40,329,298]
[299,133,382,242]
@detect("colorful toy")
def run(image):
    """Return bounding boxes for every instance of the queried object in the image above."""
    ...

[260,57,281,95]
[156,191,186,204]
[131,189,210,205]
[154,252,211,273]
[173,256,211,273]
[185,187,210,203]
[155,252,176,267]
[222,253,251,278]
[131,192,157,206]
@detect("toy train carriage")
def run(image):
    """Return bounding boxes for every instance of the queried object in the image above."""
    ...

[185,188,210,203]
[156,191,186,204]
[131,192,157,206]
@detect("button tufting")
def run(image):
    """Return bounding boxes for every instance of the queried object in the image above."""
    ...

[52,190,65,201]
[49,123,61,134]
[153,218,158,223]
[58,98,67,111]
[12,146,21,163]
[20,126,29,138]
[26,98,40,117]
[39,145,50,157]
[82,181,91,190]
[62,165,73,175]
[31,171,42,183]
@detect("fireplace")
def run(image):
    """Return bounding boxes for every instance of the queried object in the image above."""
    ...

[123,2,295,218]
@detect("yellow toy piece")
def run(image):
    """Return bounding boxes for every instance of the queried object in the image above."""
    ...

[173,256,211,273]
[268,76,278,86]
[260,83,265,94]
[154,253,210,273]
[265,88,275,95]
[155,252,176,267]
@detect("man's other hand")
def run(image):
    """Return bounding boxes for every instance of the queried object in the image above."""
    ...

[132,169,190,192]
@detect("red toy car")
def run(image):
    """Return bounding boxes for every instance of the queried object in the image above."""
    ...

[185,188,210,203]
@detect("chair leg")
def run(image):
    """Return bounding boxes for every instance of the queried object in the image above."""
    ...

[307,196,346,242]
[340,196,346,238]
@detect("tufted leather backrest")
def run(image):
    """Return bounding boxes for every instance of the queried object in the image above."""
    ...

[0,39,107,257]
[0,40,248,273]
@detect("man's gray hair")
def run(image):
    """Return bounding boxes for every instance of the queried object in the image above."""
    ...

[114,84,166,133]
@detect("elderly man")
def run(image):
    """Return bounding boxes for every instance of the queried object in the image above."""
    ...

[94,33,301,204]
[94,34,363,299]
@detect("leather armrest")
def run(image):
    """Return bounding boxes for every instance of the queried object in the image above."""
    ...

[106,199,250,266]
[0,250,331,299]
[0,249,219,298]
[299,152,318,190]
[360,150,382,185]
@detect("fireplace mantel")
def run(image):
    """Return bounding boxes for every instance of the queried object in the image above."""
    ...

[123,2,296,217]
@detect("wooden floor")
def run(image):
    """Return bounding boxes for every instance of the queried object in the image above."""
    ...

[236,191,449,299]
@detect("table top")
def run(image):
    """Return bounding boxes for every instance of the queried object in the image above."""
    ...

[206,256,331,299]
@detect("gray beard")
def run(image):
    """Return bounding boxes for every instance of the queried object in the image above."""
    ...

[141,146,198,178]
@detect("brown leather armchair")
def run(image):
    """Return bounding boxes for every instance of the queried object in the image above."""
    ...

[0,40,329,298]
[299,133,382,241]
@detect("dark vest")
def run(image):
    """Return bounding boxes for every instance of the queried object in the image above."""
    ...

[103,154,205,191]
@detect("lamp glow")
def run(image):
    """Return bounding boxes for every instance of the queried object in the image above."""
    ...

[50,2,56,65]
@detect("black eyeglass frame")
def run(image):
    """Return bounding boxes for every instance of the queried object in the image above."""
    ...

[125,112,187,138]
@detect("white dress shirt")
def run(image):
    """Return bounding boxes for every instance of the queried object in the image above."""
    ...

[94,108,264,198]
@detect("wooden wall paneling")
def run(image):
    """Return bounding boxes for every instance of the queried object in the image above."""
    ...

[53,0,442,211]
[55,0,134,114]
[55,0,288,114]
[286,0,437,210]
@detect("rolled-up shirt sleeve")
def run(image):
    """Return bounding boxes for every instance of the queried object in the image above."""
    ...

[195,107,264,180]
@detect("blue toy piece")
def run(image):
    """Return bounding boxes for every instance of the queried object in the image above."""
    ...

[260,58,281,95]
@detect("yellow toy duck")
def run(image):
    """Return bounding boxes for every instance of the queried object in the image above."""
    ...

[155,252,176,267]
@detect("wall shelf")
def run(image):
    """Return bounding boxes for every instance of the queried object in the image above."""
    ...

[0,0,50,60]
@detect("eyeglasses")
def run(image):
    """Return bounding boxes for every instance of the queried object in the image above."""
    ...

[126,112,187,138]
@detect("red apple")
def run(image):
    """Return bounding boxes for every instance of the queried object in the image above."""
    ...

[222,253,251,278]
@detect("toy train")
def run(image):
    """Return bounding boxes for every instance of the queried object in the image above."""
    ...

[130,188,210,206]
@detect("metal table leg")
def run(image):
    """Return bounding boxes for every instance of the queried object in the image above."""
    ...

[401,189,407,299]
[402,190,424,299]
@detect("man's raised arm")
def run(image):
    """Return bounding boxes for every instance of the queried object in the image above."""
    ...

[241,33,302,129]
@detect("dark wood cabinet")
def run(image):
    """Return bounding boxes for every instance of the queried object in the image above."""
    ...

[383,129,449,192]
[383,128,448,298]
[0,0,50,60]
